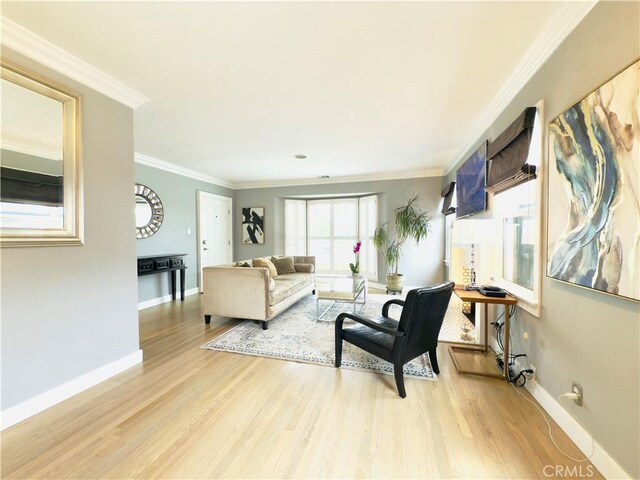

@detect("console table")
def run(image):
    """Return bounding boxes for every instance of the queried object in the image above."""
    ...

[448,285,518,380]
[137,254,187,301]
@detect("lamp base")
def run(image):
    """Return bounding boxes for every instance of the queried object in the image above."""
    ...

[464,283,479,291]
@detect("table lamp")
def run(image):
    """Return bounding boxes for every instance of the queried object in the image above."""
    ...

[456,219,498,290]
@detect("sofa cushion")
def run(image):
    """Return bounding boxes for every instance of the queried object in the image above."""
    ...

[271,256,296,275]
[269,273,315,305]
[253,257,278,277]
[294,263,315,273]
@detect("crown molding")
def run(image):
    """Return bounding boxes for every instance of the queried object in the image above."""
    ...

[134,152,235,189]
[1,139,61,161]
[443,0,598,176]
[1,16,149,110]
[135,152,442,190]
[233,168,444,190]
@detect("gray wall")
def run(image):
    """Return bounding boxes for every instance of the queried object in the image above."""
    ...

[444,3,639,476]
[135,164,234,302]
[0,49,140,410]
[1,149,63,175]
[235,176,444,286]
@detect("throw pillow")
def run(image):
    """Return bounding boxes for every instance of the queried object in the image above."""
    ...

[235,260,253,268]
[294,263,315,273]
[271,256,296,275]
[253,257,278,277]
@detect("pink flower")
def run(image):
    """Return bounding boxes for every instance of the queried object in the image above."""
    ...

[353,241,362,254]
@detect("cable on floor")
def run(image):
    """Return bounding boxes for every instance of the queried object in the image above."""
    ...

[510,382,595,463]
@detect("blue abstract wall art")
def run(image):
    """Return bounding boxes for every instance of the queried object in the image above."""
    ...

[547,60,640,301]
[455,142,487,219]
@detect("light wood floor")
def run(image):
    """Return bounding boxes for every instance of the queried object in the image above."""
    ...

[2,294,600,479]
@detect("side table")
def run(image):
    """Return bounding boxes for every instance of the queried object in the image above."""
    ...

[448,285,518,379]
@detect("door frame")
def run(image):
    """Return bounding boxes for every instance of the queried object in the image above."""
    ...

[196,191,233,293]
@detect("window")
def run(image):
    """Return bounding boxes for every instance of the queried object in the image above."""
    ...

[308,198,358,275]
[444,211,455,268]
[284,199,306,256]
[284,195,378,278]
[358,195,378,280]
[0,202,63,229]
[493,100,543,315]
[501,183,536,290]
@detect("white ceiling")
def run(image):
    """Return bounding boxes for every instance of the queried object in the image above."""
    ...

[2,2,567,185]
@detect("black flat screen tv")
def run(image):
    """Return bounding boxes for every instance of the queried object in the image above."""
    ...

[456,141,487,218]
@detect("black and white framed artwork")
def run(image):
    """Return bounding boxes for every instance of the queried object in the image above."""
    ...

[242,207,264,244]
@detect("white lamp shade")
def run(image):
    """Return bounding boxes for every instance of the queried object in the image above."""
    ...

[454,219,499,245]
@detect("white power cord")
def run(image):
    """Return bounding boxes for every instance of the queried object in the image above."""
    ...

[511,382,594,463]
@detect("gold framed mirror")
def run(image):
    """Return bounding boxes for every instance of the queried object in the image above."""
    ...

[0,60,83,247]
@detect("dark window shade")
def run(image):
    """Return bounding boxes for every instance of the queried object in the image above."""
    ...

[486,107,537,194]
[440,181,456,215]
[0,167,63,207]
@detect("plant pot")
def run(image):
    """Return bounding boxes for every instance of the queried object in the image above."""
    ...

[352,272,361,289]
[386,274,404,294]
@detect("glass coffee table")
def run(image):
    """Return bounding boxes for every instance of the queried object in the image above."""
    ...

[316,277,367,320]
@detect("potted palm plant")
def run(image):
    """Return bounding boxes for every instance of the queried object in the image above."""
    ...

[372,195,431,294]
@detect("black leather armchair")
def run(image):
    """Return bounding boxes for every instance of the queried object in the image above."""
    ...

[335,282,455,398]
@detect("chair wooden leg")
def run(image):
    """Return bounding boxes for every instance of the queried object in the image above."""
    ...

[428,349,440,375]
[335,334,343,367]
[262,321,268,330]
[204,315,211,325]
[393,363,406,398]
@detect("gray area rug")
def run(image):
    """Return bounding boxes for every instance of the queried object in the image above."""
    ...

[201,293,474,381]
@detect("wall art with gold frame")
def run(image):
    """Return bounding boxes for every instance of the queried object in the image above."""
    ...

[546,59,639,301]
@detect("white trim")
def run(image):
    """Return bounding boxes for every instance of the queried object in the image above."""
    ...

[1,17,149,110]
[1,139,61,161]
[137,287,199,311]
[135,152,234,189]
[136,151,442,190]
[234,168,443,190]
[0,350,143,430]
[525,379,632,480]
[444,1,597,175]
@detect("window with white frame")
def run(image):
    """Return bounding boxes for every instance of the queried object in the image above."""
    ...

[0,202,63,229]
[493,100,543,314]
[308,198,358,275]
[358,195,378,280]
[444,212,455,269]
[284,195,378,278]
[284,199,307,256]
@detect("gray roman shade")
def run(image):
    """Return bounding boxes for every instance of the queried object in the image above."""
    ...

[0,167,63,206]
[440,182,456,215]
[486,107,537,194]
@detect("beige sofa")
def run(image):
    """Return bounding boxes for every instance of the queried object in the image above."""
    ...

[203,256,316,329]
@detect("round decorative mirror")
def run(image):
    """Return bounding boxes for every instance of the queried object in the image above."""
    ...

[135,183,164,239]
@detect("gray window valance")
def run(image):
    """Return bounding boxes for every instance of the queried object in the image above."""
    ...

[486,107,537,194]
[0,166,63,207]
[440,181,456,215]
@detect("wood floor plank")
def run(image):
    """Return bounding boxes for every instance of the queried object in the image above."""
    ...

[1,294,600,479]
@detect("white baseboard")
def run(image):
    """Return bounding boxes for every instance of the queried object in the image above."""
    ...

[138,287,199,310]
[1,349,143,430]
[526,379,631,479]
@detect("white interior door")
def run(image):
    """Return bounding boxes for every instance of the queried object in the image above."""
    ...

[197,192,233,292]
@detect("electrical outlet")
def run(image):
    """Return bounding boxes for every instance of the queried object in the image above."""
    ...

[571,382,583,406]
[524,364,536,380]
